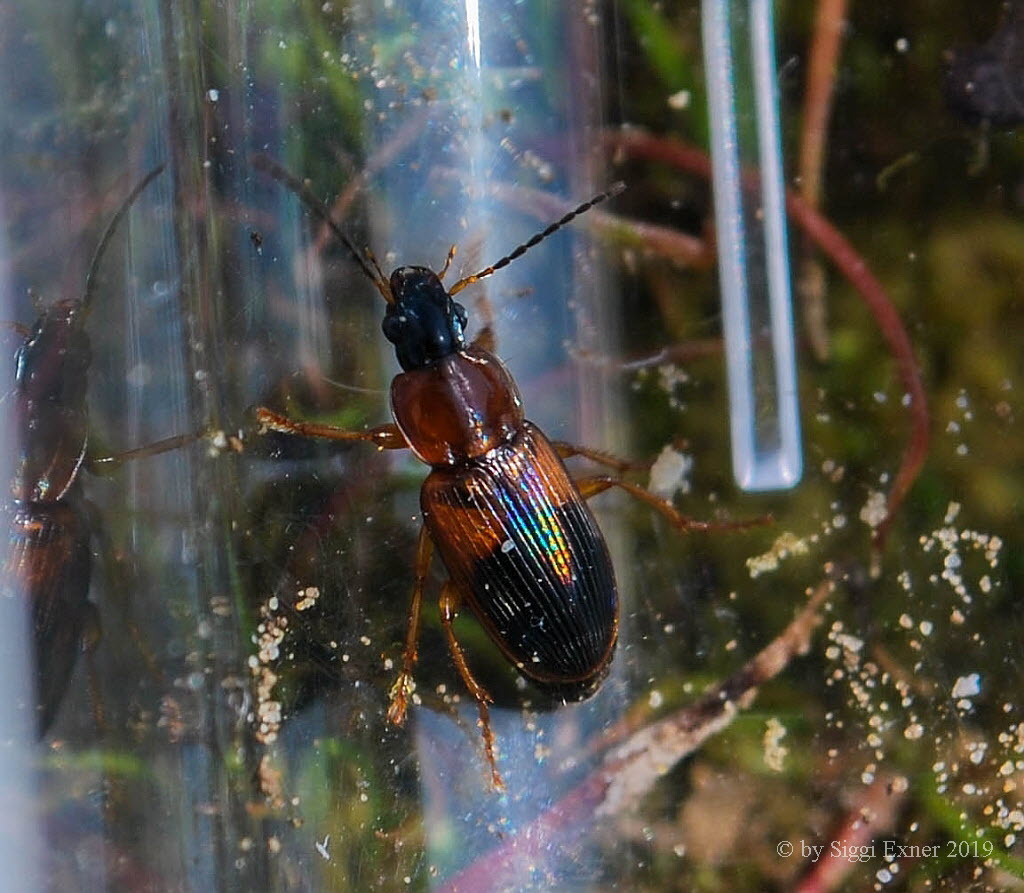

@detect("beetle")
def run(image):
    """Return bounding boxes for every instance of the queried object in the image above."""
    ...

[253,156,747,787]
[2,164,193,734]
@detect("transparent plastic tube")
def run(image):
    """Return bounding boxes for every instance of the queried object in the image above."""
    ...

[2,2,615,890]
[0,210,42,893]
[340,2,624,885]
[0,4,225,888]
[703,0,803,490]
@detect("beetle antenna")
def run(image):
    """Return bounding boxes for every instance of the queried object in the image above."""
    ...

[251,154,394,304]
[437,244,457,280]
[448,182,625,296]
[82,163,166,312]
[364,247,390,286]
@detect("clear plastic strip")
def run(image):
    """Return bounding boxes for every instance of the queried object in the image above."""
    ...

[702,0,803,490]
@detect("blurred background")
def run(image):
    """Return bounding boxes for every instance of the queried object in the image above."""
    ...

[0,0,1022,890]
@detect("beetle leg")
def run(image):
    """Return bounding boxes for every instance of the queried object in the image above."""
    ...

[1,320,32,338]
[84,497,167,688]
[80,602,107,735]
[576,476,771,533]
[438,583,505,791]
[469,291,497,353]
[387,525,433,726]
[88,430,203,472]
[470,325,496,353]
[551,441,641,474]
[256,408,408,451]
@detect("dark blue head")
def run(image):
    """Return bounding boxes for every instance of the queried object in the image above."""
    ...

[382,266,468,372]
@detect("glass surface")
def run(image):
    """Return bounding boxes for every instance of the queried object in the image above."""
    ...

[0,1,1022,890]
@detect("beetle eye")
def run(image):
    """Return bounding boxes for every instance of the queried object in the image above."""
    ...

[453,302,467,329]
[382,312,405,344]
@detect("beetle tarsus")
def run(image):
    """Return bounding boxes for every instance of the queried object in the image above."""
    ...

[387,673,415,726]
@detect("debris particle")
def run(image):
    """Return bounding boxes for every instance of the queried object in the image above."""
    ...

[952,673,981,699]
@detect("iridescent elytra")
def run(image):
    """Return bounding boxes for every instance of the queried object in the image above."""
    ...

[254,156,728,788]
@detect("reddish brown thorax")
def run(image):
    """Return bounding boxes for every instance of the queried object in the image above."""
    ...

[389,346,524,467]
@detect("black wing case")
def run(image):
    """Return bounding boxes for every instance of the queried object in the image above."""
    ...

[422,422,618,698]
[3,502,92,734]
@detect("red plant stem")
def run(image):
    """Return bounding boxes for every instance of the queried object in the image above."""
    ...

[605,129,929,548]
[797,0,849,361]
[784,185,928,547]
[794,775,904,893]
[798,0,848,210]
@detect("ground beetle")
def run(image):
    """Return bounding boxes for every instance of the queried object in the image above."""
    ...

[3,165,192,733]
[254,156,741,787]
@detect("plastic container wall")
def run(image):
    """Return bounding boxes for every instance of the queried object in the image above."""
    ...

[0,1,625,890]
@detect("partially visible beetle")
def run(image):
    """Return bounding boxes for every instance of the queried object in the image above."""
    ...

[254,156,753,787]
[3,165,193,734]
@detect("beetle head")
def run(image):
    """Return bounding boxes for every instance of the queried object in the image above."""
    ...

[382,266,468,372]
